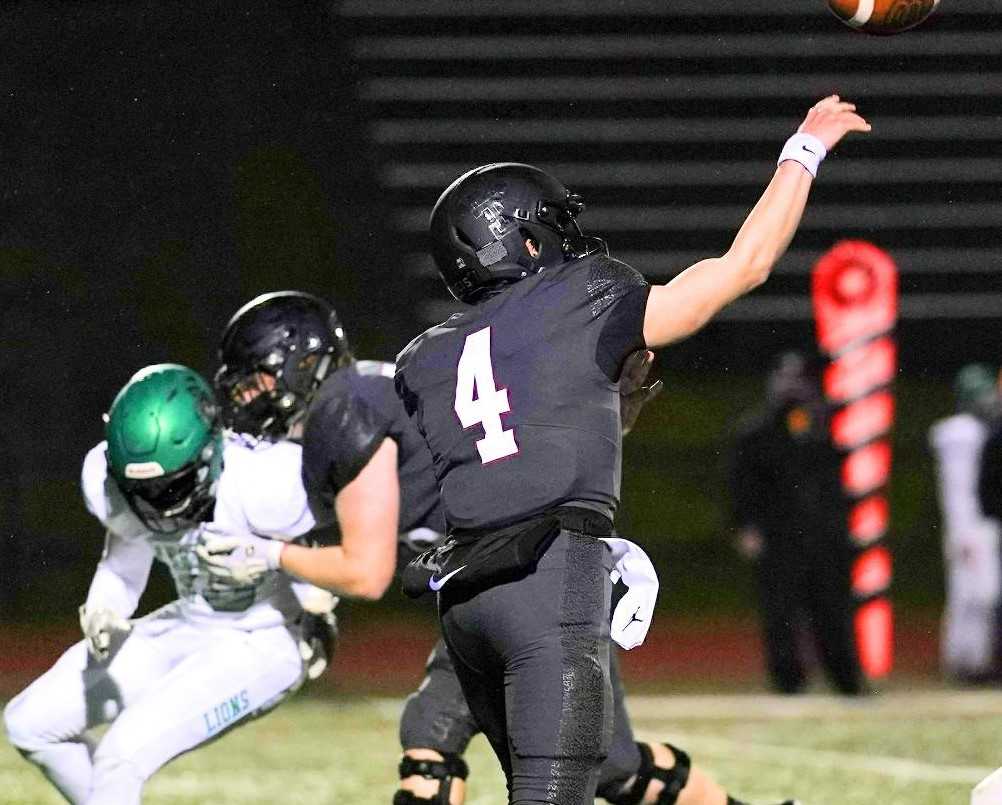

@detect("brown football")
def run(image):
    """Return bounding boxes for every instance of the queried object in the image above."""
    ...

[828,0,940,34]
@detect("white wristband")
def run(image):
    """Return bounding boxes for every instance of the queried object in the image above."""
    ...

[265,538,285,571]
[777,133,827,178]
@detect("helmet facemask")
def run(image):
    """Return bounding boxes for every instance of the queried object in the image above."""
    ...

[216,349,332,440]
[120,438,221,533]
[216,292,350,440]
[533,191,607,264]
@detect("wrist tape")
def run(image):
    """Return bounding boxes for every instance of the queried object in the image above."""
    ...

[777,133,827,178]
[264,538,285,570]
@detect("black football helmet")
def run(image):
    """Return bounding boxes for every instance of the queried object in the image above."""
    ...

[429,162,603,303]
[216,291,351,439]
[766,351,820,409]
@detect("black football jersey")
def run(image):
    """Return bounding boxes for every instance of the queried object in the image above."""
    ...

[301,360,446,539]
[396,253,650,532]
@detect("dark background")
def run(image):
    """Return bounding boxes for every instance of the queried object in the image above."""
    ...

[1,1,998,640]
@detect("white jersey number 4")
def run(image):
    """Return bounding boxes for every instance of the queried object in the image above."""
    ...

[454,327,518,463]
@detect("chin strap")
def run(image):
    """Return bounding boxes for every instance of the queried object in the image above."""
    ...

[564,234,609,261]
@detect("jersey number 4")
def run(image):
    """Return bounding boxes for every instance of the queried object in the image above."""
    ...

[454,327,518,463]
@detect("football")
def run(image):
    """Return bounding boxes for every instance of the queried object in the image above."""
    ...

[827,0,940,34]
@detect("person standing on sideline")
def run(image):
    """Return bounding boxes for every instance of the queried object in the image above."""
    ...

[931,364,1002,681]
[729,352,864,695]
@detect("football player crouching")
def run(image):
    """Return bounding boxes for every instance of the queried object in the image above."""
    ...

[3,363,334,805]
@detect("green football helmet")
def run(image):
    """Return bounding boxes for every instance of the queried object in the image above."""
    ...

[105,364,223,533]
[954,364,999,420]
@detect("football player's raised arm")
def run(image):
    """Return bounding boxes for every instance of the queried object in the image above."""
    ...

[643,96,870,349]
[84,529,155,618]
[279,438,400,600]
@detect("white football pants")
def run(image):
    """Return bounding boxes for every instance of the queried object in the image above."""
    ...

[942,527,1001,678]
[3,602,304,805]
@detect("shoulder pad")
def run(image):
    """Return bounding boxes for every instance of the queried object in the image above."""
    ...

[930,414,985,450]
[81,442,111,522]
[584,255,648,319]
[354,360,395,378]
[303,373,391,497]
[217,438,315,539]
[80,441,149,540]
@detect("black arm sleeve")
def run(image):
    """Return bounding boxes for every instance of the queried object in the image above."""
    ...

[590,256,652,381]
[301,378,392,525]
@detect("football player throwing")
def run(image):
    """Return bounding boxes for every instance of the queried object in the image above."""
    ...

[393,97,867,803]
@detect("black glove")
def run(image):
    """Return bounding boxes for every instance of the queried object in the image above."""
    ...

[619,350,664,435]
[299,610,338,680]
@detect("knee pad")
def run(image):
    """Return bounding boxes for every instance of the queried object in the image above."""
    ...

[604,742,691,805]
[394,753,469,805]
[3,698,31,751]
[2,695,51,753]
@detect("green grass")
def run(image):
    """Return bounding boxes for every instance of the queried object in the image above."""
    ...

[4,689,1000,804]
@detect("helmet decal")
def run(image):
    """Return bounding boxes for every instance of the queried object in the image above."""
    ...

[476,240,509,268]
[479,199,510,241]
[124,461,165,480]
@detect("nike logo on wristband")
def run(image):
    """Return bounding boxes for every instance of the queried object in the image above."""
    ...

[802,146,817,155]
[428,565,468,591]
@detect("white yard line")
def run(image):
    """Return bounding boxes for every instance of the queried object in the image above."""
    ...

[368,696,406,722]
[368,691,1002,787]
[372,690,1002,723]
[626,691,1002,721]
[638,730,993,786]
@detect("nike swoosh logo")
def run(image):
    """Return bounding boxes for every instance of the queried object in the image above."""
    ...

[428,565,468,591]
[802,146,816,155]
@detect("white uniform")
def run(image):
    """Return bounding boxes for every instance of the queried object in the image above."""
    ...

[3,435,318,805]
[930,413,1001,678]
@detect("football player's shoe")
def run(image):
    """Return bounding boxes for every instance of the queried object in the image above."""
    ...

[105,363,222,532]
[429,162,604,303]
[216,291,351,439]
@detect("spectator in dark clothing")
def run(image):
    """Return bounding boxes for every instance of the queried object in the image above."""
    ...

[729,352,864,695]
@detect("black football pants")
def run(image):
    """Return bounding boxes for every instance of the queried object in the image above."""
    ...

[439,531,615,805]
[400,638,642,800]
[757,548,863,695]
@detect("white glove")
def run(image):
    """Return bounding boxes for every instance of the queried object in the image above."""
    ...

[292,582,340,615]
[78,605,132,661]
[600,538,659,650]
[195,526,284,587]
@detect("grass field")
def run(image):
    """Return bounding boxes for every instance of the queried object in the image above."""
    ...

[3,688,1000,805]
